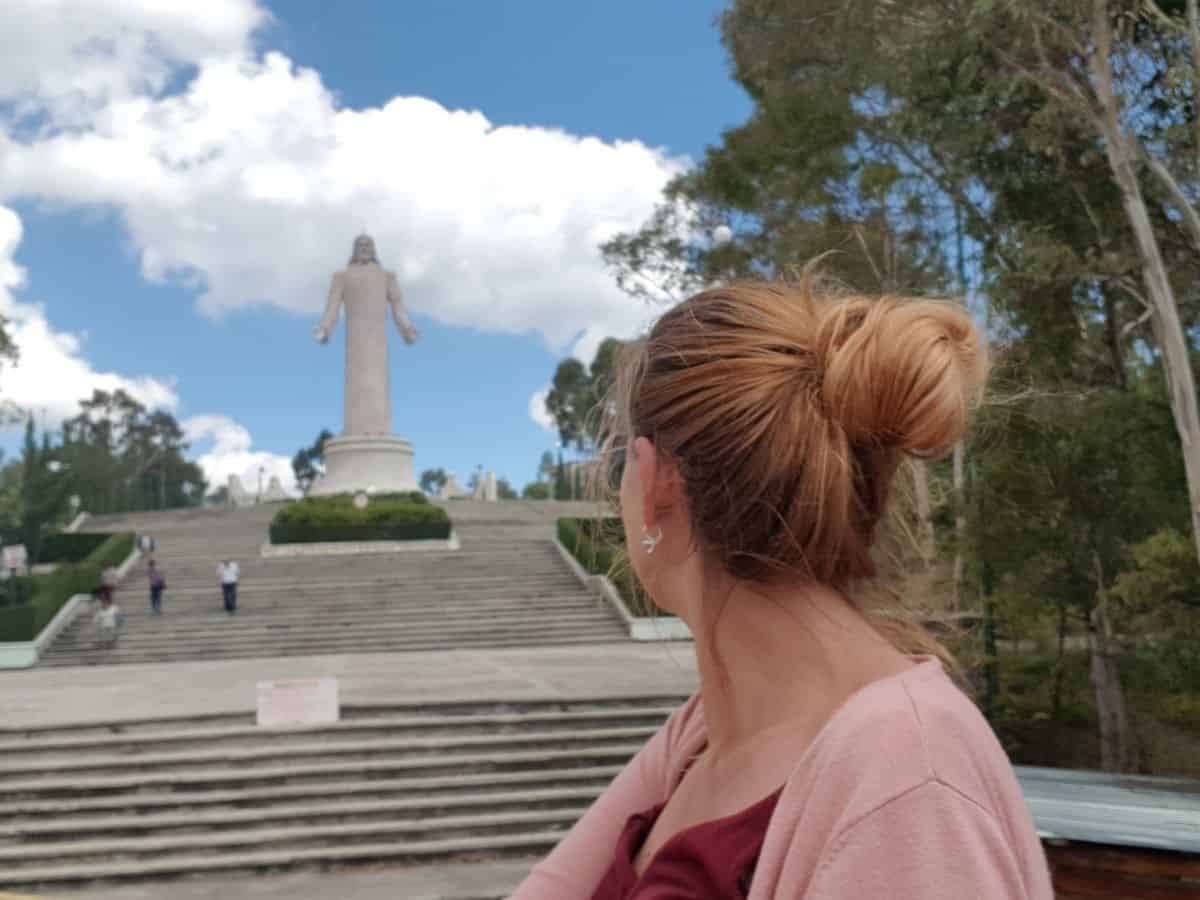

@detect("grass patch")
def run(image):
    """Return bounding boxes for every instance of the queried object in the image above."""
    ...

[270,492,452,544]
[557,517,667,618]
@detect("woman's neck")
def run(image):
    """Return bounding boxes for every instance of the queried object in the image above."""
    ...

[675,567,913,761]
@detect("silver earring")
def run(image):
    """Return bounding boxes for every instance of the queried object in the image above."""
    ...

[641,525,663,555]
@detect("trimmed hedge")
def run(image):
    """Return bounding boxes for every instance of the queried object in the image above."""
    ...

[36,532,111,564]
[557,517,664,618]
[270,492,452,544]
[0,532,136,643]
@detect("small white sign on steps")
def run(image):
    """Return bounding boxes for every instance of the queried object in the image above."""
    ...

[256,678,340,729]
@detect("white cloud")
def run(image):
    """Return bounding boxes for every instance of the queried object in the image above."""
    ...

[529,387,556,434]
[0,3,684,357]
[0,0,267,124]
[0,205,179,422]
[183,414,294,495]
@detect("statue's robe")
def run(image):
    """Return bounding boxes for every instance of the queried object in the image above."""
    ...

[318,262,412,436]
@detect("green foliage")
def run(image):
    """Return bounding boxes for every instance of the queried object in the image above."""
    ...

[557,517,663,617]
[59,389,207,514]
[18,418,73,563]
[1109,528,1200,620]
[292,428,334,496]
[269,492,450,544]
[419,468,449,495]
[545,339,625,451]
[36,532,110,564]
[968,382,1188,619]
[0,532,135,643]
[496,478,518,500]
[545,359,590,451]
[522,482,551,500]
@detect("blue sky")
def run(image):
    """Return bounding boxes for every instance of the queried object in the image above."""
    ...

[0,1,750,492]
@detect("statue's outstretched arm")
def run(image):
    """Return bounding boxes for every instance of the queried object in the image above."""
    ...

[387,273,420,345]
[314,274,343,344]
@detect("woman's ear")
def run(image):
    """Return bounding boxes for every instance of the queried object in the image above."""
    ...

[632,436,658,529]
[635,436,684,528]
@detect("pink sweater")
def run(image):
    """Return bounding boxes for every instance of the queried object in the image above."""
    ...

[510,658,1054,899]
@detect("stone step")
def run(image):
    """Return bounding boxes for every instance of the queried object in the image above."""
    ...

[1,742,646,795]
[0,784,604,841]
[42,505,615,668]
[45,616,622,655]
[143,556,564,575]
[0,706,676,757]
[152,560,573,581]
[0,804,595,869]
[43,628,627,661]
[49,605,614,645]
[1,763,622,817]
[108,580,585,602]
[0,692,658,887]
[89,595,596,621]
[122,564,580,584]
[75,590,599,620]
[145,545,564,562]
[37,630,628,666]
[0,828,566,888]
[85,594,595,620]
[0,695,680,742]
[0,724,657,777]
[150,549,572,565]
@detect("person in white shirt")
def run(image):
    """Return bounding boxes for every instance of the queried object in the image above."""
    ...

[218,559,240,614]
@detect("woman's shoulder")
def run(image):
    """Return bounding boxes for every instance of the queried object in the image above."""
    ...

[791,658,1021,827]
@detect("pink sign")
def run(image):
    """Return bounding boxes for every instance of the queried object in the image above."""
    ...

[256,678,339,729]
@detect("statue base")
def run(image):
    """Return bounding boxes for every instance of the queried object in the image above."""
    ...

[309,435,419,497]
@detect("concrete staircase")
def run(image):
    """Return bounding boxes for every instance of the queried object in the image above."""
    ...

[0,696,680,891]
[38,503,626,667]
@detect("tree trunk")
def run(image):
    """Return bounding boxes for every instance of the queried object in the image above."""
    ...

[1052,601,1068,720]
[950,200,970,610]
[952,442,967,609]
[1089,11,1200,567]
[1102,287,1127,391]
[1089,598,1134,773]
[1088,548,1134,772]
[911,460,936,568]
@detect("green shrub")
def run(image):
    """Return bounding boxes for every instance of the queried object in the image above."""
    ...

[0,605,35,643]
[523,482,551,500]
[0,532,136,643]
[36,532,111,564]
[557,517,664,617]
[270,493,451,544]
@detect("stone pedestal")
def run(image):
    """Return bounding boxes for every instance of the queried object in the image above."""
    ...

[310,435,418,497]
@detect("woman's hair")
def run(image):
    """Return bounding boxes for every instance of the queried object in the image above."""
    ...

[603,272,987,656]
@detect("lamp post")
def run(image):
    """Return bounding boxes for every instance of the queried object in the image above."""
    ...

[257,466,265,505]
[45,460,71,530]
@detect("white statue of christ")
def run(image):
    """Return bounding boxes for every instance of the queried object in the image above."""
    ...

[314,235,420,436]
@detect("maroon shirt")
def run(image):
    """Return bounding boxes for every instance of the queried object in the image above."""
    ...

[589,788,782,900]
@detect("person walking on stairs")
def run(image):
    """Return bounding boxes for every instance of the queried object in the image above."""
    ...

[146,559,166,615]
[99,564,119,604]
[92,589,122,646]
[218,559,240,614]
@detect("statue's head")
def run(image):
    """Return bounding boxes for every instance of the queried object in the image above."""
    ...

[350,234,378,265]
